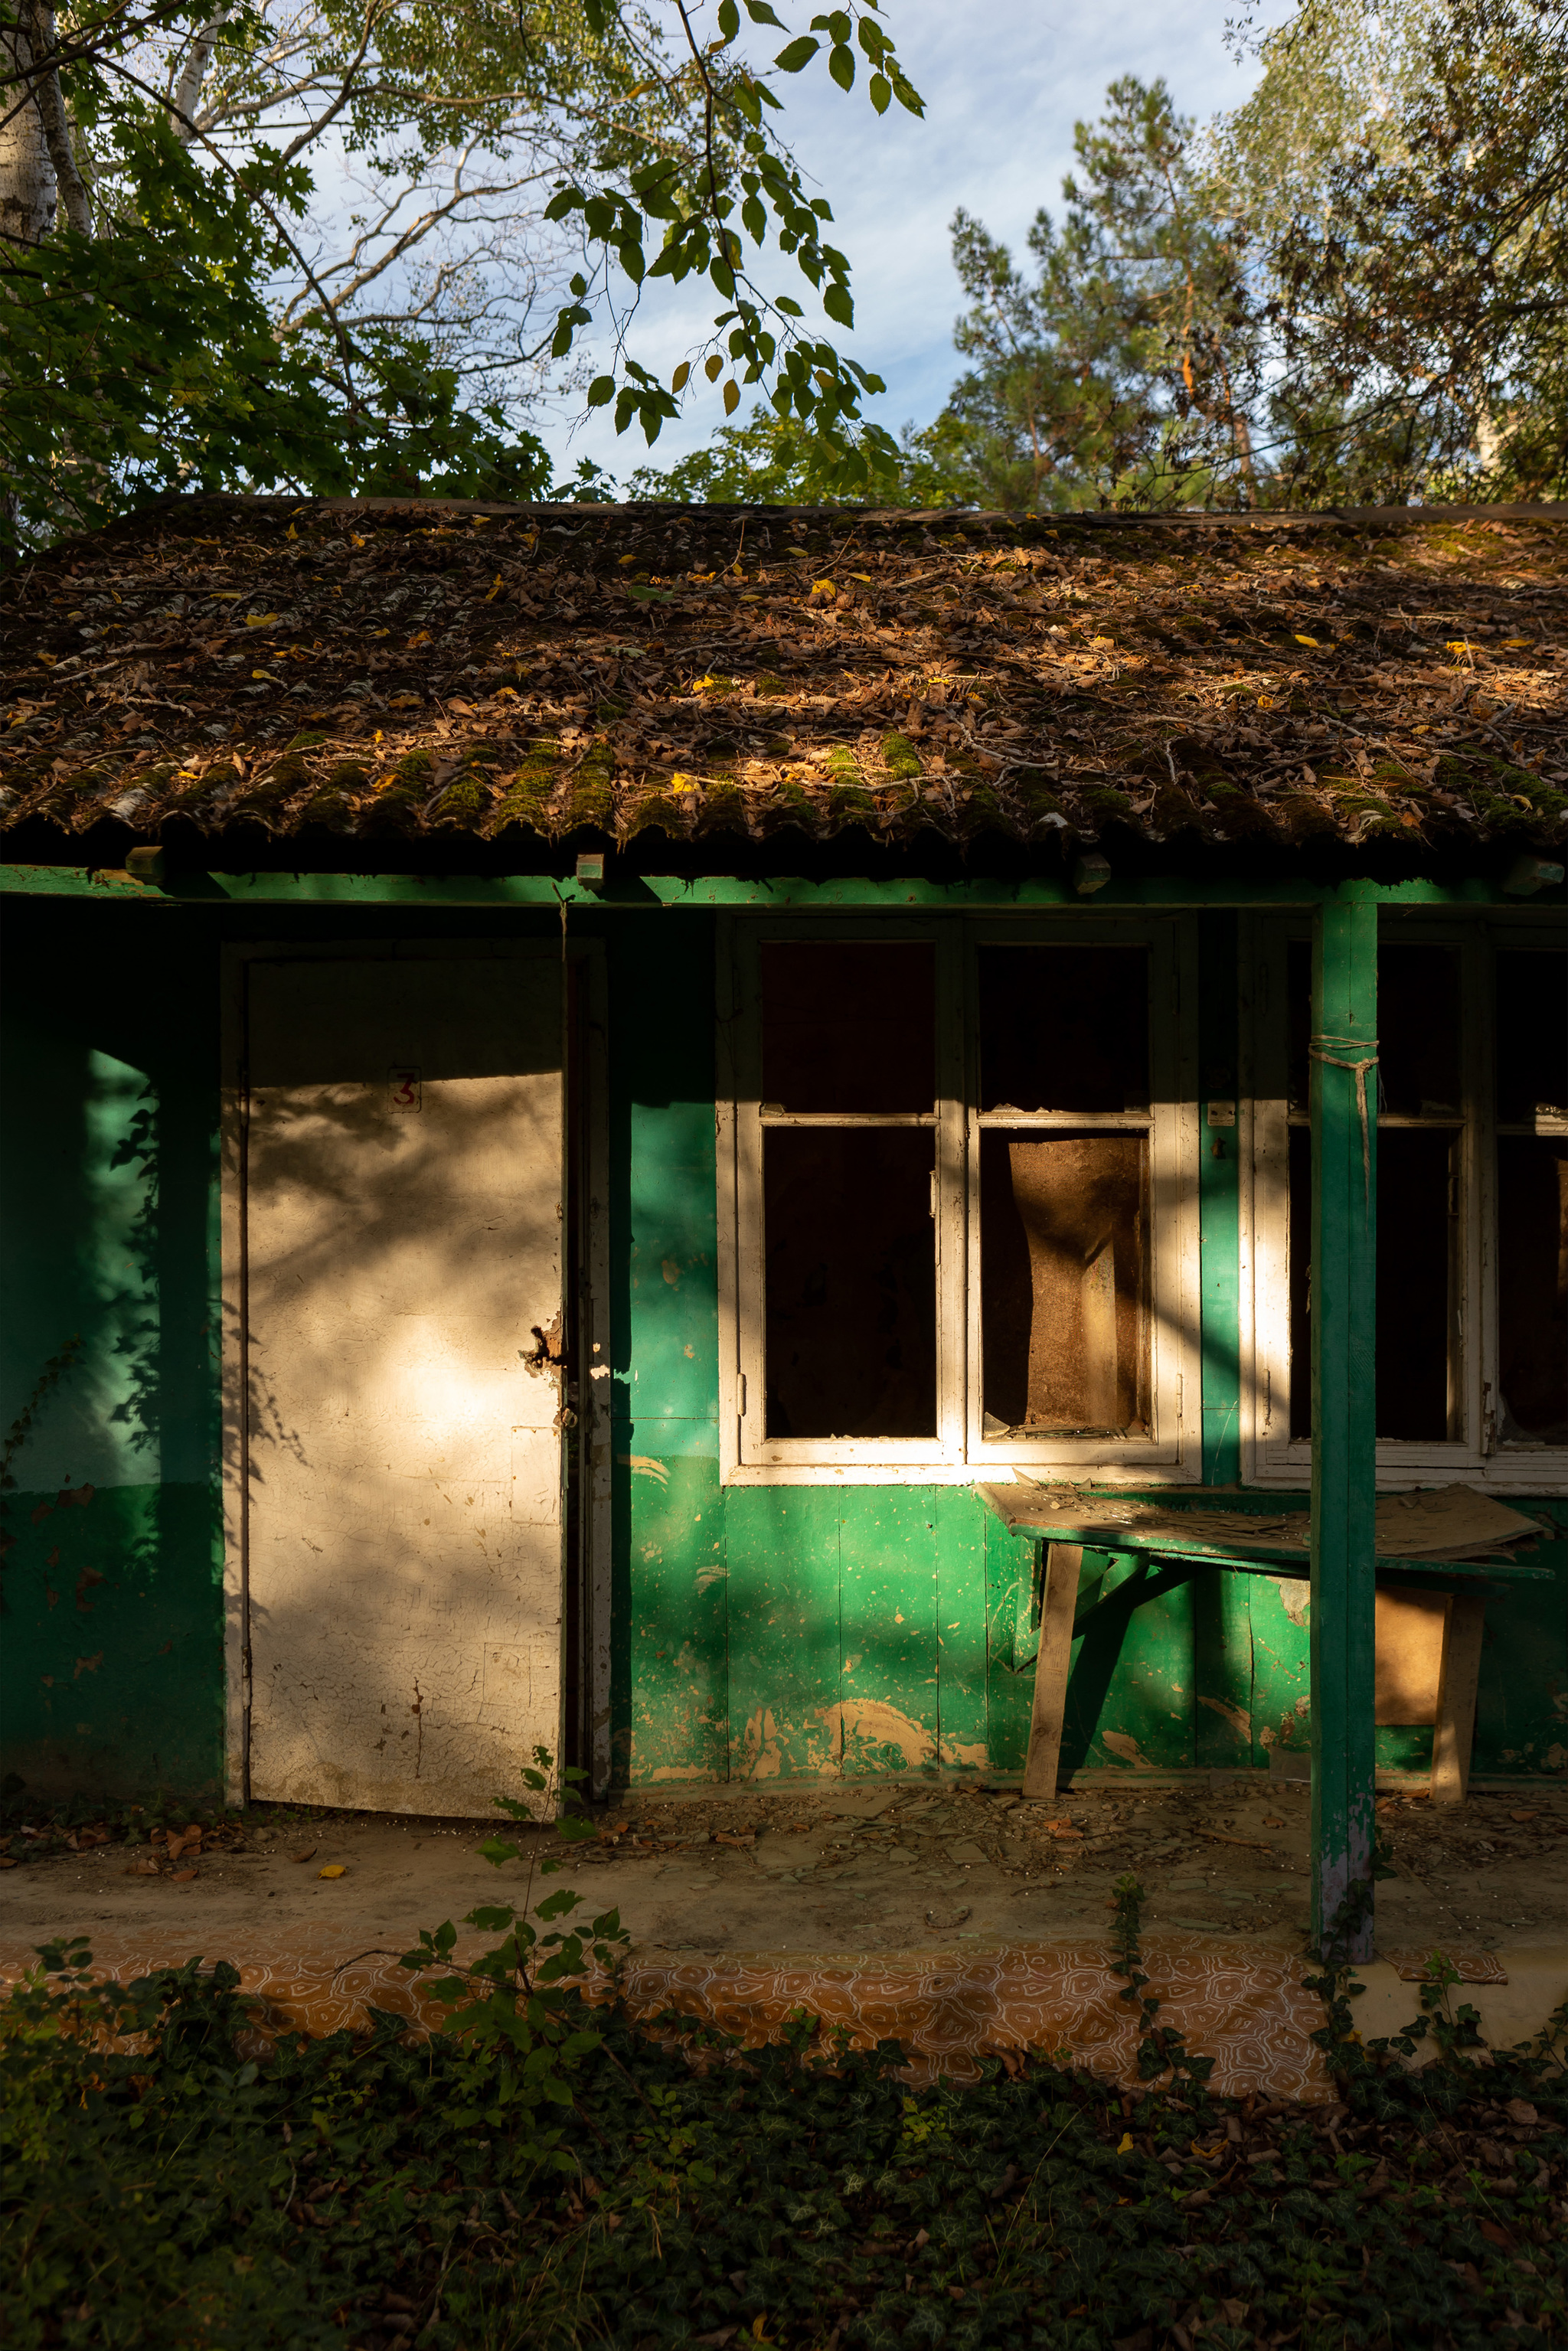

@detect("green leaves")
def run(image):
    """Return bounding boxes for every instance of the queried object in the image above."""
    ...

[1,0,926,550]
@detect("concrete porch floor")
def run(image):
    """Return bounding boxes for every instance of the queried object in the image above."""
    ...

[5,1772,1568,2097]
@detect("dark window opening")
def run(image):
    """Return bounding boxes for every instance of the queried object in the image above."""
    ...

[1495,951,1567,1125]
[1375,1129,1457,1439]
[1379,945,1462,1118]
[763,1128,936,1438]
[1288,1126,1312,1442]
[1287,939,1461,1117]
[978,945,1149,1113]
[1497,1138,1568,1443]
[1286,936,1461,1442]
[761,941,935,1113]
[1288,1125,1457,1442]
[981,1132,1149,1437]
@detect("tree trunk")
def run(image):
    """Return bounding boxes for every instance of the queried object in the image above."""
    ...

[0,8,58,245]
[171,9,231,141]
[23,2,92,233]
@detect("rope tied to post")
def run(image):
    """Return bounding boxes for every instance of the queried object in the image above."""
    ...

[1308,1033,1380,1208]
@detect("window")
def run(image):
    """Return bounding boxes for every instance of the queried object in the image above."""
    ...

[717,918,1199,1482]
[1246,916,1566,1487]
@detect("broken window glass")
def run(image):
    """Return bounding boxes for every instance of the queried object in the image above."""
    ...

[763,1128,936,1438]
[981,1132,1149,1435]
[977,945,1152,1441]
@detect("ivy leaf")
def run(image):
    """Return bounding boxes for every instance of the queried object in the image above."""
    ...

[774,35,820,70]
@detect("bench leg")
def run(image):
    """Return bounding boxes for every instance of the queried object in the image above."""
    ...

[1022,1543,1083,1804]
[1430,1595,1485,1805]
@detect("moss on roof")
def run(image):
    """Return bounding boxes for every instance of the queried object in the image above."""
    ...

[2,495,1565,870]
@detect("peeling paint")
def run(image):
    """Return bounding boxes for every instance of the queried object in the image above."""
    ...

[740,1706,785,1781]
[1099,1729,1156,1769]
[1270,1575,1311,1628]
[1197,1693,1252,1741]
[818,1698,936,1773]
[939,1735,989,1769]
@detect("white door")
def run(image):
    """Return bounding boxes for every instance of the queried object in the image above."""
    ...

[237,954,564,1816]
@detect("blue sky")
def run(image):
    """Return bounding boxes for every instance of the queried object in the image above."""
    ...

[541,0,1284,482]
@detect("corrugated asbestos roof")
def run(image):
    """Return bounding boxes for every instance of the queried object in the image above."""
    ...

[2,495,1564,870]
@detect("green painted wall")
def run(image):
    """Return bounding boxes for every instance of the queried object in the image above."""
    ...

[1,903,224,1801]
[3,896,1565,1804]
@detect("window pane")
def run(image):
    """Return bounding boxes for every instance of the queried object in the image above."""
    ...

[978,946,1149,1113]
[1375,1130,1455,1438]
[1286,939,1312,1112]
[763,1128,936,1438]
[1288,940,1461,1116]
[1288,1126,1455,1441]
[980,1132,1149,1436]
[1288,1126,1312,1439]
[1380,945,1461,1118]
[1496,951,1568,1124]
[1497,1138,1568,1443]
[760,942,935,1113]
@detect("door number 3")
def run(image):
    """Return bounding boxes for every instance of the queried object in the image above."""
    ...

[388,1066,422,1111]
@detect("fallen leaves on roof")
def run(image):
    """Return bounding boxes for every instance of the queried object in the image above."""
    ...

[2,495,1564,867]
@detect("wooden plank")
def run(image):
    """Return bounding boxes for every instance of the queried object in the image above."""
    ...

[1021,1543,1083,1803]
[1430,1595,1487,1804]
[1374,1589,1449,1726]
[1308,896,1380,1959]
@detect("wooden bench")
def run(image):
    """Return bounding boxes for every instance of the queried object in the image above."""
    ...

[975,1486,1552,1810]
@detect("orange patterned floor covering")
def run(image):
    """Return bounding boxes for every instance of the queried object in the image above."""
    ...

[0,1927,1347,2100]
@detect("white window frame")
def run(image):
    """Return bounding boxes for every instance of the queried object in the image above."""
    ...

[1241,909,1568,1493]
[716,912,1201,1487]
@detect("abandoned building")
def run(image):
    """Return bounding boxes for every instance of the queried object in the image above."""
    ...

[2,491,1564,1954]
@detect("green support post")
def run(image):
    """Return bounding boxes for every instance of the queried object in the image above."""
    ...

[1308,896,1379,1960]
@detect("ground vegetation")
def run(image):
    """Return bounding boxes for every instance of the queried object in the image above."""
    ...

[3,1827,1566,2350]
